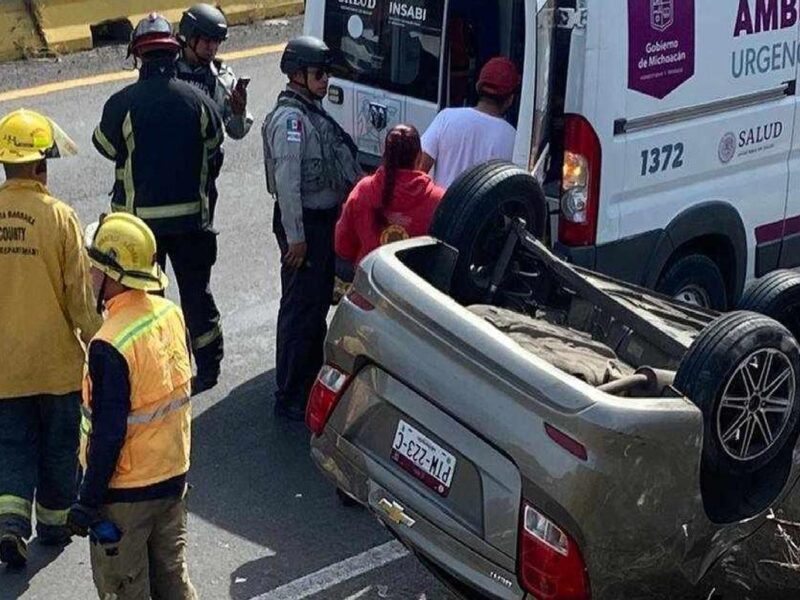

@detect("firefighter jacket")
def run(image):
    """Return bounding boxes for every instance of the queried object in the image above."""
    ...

[262,87,363,244]
[176,56,254,140]
[0,179,101,399]
[80,291,192,491]
[93,59,224,236]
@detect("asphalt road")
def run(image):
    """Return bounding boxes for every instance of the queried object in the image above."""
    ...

[0,16,457,600]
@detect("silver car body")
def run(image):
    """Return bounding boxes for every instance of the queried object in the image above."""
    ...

[310,237,800,599]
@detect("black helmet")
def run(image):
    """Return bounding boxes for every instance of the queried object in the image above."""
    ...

[280,36,332,75]
[128,13,181,58]
[179,3,228,42]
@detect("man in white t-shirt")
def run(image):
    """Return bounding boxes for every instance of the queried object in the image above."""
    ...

[420,57,521,188]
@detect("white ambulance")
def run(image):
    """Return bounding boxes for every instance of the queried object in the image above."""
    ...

[305,0,800,310]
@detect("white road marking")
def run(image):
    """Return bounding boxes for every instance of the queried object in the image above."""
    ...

[248,541,409,600]
[342,586,373,600]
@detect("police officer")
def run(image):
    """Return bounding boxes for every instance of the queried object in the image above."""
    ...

[262,36,362,420]
[177,3,253,142]
[0,109,101,567]
[93,14,225,394]
[68,213,197,600]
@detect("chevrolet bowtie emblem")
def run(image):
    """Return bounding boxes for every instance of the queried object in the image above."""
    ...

[378,498,415,528]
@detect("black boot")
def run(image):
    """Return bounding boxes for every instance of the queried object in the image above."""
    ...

[0,533,27,568]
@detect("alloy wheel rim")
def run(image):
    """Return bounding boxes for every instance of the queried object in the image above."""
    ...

[717,348,796,462]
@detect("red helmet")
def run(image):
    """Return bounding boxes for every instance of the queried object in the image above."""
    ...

[128,13,182,58]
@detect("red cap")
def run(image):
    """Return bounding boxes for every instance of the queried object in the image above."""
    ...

[477,57,521,97]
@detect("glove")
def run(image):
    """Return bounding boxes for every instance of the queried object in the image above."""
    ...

[67,502,99,537]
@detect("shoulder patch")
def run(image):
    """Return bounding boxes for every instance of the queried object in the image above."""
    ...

[286,117,303,143]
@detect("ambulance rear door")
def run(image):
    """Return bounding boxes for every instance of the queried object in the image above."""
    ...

[311,0,447,168]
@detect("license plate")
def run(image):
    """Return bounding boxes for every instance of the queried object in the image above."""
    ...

[391,419,456,497]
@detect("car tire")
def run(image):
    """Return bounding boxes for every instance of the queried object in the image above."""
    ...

[674,311,800,475]
[429,161,547,305]
[656,253,728,310]
[737,269,800,340]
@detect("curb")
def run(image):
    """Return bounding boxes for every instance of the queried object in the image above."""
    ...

[0,0,303,62]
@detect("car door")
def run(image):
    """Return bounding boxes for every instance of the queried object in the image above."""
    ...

[315,0,447,167]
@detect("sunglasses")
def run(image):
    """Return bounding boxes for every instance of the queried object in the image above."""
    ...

[309,67,330,81]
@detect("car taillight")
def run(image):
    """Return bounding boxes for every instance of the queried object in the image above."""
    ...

[306,365,351,435]
[346,287,375,311]
[519,504,591,600]
[559,114,602,247]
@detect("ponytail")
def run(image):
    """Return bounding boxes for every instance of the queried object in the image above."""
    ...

[377,124,421,225]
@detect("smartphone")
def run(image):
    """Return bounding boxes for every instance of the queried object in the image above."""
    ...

[236,77,251,90]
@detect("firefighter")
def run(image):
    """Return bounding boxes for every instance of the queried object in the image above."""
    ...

[0,109,101,567]
[177,3,254,142]
[262,36,362,420]
[93,13,225,394]
[67,213,197,600]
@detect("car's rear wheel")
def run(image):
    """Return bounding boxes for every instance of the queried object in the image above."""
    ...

[430,161,547,305]
[737,269,800,340]
[675,311,800,475]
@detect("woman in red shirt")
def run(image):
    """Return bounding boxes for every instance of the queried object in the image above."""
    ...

[335,125,445,266]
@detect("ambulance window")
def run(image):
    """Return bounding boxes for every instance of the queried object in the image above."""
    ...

[324,0,444,103]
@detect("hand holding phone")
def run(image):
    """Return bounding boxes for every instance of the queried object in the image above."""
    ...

[231,77,250,115]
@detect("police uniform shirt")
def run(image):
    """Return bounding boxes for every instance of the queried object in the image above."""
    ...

[176,57,254,140]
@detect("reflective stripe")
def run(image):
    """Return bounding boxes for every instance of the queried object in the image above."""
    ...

[198,105,219,227]
[36,503,68,526]
[110,202,130,214]
[134,202,202,220]
[83,395,190,426]
[127,395,190,425]
[80,413,92,436]
[94,126,117,158]
[122,111,135,213]
[115,168,125,179]
[192,324,222,350]
[113,304,175,353]
[0,495,32,519]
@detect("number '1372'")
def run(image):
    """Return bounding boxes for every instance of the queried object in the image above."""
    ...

[641,143,684,176]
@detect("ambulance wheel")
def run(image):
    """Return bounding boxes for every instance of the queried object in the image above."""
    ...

[656,253,727,310]
[675,311,800,475]
[430,161,547,305]
[737,270,800,341]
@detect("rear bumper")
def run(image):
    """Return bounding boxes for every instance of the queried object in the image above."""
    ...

[310,415,709,600]
[311,430,526,600]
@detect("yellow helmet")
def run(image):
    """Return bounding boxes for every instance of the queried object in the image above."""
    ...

[86,213,168,292]
[0,108,78,164]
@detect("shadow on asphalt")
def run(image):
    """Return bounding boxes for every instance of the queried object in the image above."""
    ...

[1,539,69,598]
[188,369,390,600]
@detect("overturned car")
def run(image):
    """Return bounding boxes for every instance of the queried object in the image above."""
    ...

[308,163,800,599]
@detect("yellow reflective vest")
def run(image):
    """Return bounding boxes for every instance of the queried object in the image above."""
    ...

[80,291,192,489]
[0,179,101,399]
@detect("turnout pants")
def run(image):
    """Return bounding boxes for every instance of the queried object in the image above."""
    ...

[156,230,223,383]
[90,495,197,600]
[0,393,81,539]
[273,204,337,411]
